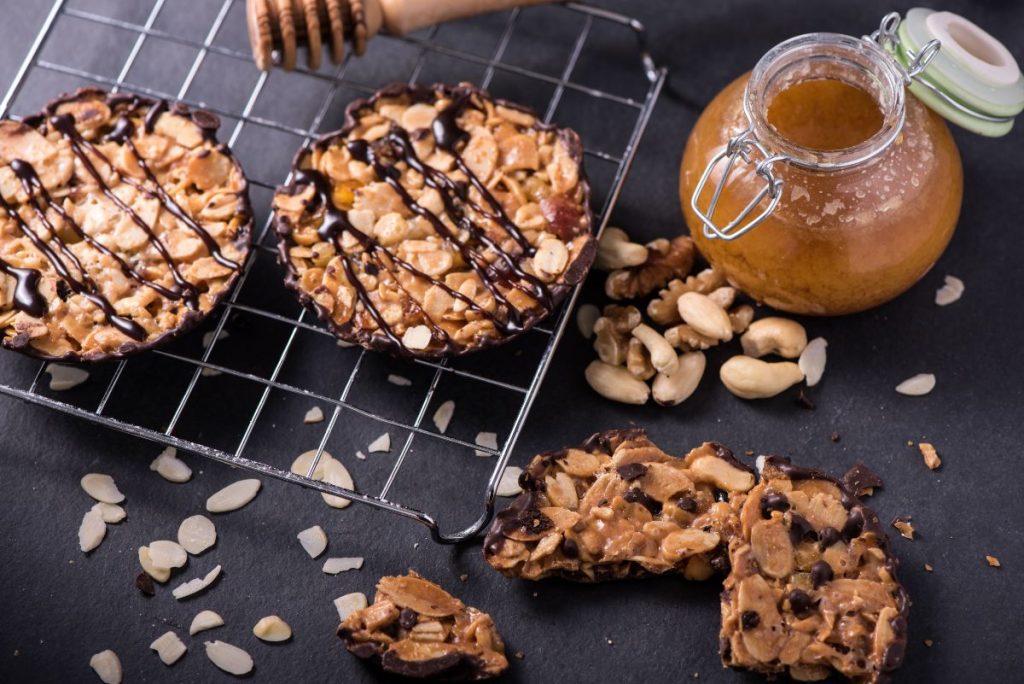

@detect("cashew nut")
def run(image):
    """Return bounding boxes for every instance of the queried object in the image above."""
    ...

[652,351,705,406]
[719,355,804,399]
[631,323,678,376]
[626,338,656,381]
[585,360,650,405]
[676,292,733,341]
[729,304,755,334]
[664,324,718,351]
[595,227,648,271]
[740,317,808,358]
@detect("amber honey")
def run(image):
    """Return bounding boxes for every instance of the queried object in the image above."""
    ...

[766,79,884,151]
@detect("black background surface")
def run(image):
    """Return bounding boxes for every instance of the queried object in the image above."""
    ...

[0,1,1022,682]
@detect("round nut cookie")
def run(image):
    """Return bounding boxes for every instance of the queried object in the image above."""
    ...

[273,82,595,357]
[0,88,252,361]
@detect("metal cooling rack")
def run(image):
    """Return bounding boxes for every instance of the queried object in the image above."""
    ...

[0,0,666,542]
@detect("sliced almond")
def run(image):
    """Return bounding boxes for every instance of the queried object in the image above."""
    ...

[139,546,171,583]
[202,329,228,349]
[150,447,192,483]
[46,363,89,391]
[496,466,524,497]
[799,337,828,387]
[334,592,368,621]
[253,615,292,642]
[322,557,364,574]
[402,325,432,350]
[178,515,217,555]
[205,640,253,676]
[895,373,936,396]
[355,450,367,460]
[576,303,600,339]
[367,433,391,453]
[150,630,187,666]
[474,431,499,457]
[149,540,188,570]
[303,406,325,424]
[92,503,126,524]
[190,610,225,636]
[387,374,412,387]
[297,525,328,559]
[206,479,261,513]
[432,400,455,434]
[81,473,125,504]
[172,564,222,600]
[320,458,355,509]
[89,650,122,684]
[291,450,333,479]
[935,275,964,306]
[79,507,106,553]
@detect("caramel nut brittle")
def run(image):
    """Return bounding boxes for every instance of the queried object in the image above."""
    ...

[483,429,755,582]
[338,571,508,680]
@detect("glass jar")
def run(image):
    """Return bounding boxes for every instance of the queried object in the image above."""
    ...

[679,12,1020,315]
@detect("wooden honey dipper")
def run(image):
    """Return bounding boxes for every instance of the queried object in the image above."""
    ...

[247,0,553,71]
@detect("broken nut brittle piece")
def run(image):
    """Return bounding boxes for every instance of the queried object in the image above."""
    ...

[720,456,909,684]
[338,571,508,680]
[483,429,755,582]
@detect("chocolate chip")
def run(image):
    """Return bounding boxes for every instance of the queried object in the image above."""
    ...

[760,492,790,518]
[676,495,697,512]
[561,537,579,558]
[740,611,760,630]
[818,526,840,548]
[616,462,648,481]
[135,571,155,597]
[623,487,661,515]
[811,560,834,588]
[842,508,865,542]
[788,589,815,618]
[714,488,729,502]
[191,109,220,131]
[398,608,418,631]
[787,514,816,545]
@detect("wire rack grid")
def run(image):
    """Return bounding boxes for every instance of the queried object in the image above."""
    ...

[0,0,666,542]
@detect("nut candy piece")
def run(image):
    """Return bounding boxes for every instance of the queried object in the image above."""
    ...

[719,455,909,684]
[339,571,509,680]
[483,429,754,582]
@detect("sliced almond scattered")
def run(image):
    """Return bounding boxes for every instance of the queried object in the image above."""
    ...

[79,507,106,553]
[150,630,187,666]
[322,556,364,574]
[320,458,355,509]
[367,433,391,453]
[190,610,225,636]
[202,329,228,349]
[304,406,325,424]
[200,367,222,377]
[474,431,499,457]
[92,503,126,524]
[334,592,368,621]
[355,450,367,460]
[799,337,828,387]
[576,303,600,339]
[895,373,936,396]
[178,515,217,555]
[46,363,89,391]
[253,615,292,642]
[297,525,328,559]
[206,479,261,513]
[291,449,332,479]
[89,649,122,684]
[919,442,942,470]
[81,473,125,504]
[150,447,192,483]
[935,274,965,306]
[387,374,412,387]
[432,400,455,434]
[496,466,524,497]
[139,546,171,583]
[149,540,188,570]
[172,564,222,600]
[205,640,253,676]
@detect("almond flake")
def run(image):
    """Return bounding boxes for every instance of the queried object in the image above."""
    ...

[321,458,355,509]
[355,450,367,460]
[475,431,499,457]
[204,640,253,676]
[798,337,827,387]
[253,615,292,642]
[496,466,524,497]
[322,556,364,574]
[149,540,188,570]
[918,442,942,470]
[139,546,171,583]
[89,650,122,684]
[78,507,106,553]
[367,433,391,453]
[92,503,126,524]
[200,367,222,377]
[402,325,432,350]
[895,373,936,396]
[432,400,455,434]
[387,374,412,387]
[336,339,356,348]
[935,275,964,306]
[172,564,222,600]
[334,592,368,621]
[178,515,217,555]
[304,406,325,424]
[150,630,187,666]
[206,479,261,513]
[202,329,228,349]
[190,610,225,635]
[81,473,125,504]
[576,303,600,339]
[150,447,192,483]
[46,363,89,391]
[297,525,328,559]
[291,449,333,479]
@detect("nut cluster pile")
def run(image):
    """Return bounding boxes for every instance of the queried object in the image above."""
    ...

[582,227,826,405]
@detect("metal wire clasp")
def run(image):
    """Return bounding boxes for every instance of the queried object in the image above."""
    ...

[690,125,788,241]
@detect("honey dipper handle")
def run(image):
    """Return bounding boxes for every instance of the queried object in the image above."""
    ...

[378,0,554,36]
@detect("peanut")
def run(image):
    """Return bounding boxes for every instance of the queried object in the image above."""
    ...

[676,291,732,341]
[652,351,705,407]
[719,356,804,399]
[740,317,808,358]
[631,323,678,376]
[594,227,647,271]
[584,360,650,405]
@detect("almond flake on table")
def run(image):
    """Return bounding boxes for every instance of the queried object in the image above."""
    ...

[200,367,222,377]
[202,329,229,349]
[432,400,455,434]
[150,446,192,483]
[206,479,261,513]
[205,640,253,676]
[172,564,222,600]
[918,442,942,470]
[475,431,499,457]
[304,406,325,424]
[139,546,171,583]
[895,373,936,396]
[367,433,391,453]
[496,466,524,497]
[798,337,827,387]
[92,503,126,524]
[334,592,368,621]
[291,449,332,479]
[297,525,329,558]
[89,650,122,684]
[387,374,412,386]
[253,615,292,642]
[190,610,225,636]
[80,473,125,504]
[320,458,355,509]
[150,630,187,666]
[355,450,367,461]
[45,363,89,391]
[178,515,217,555]
[149,540,188,570]
[322,556,364,574]
[935,275,965,306]
[78,507,106,553]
